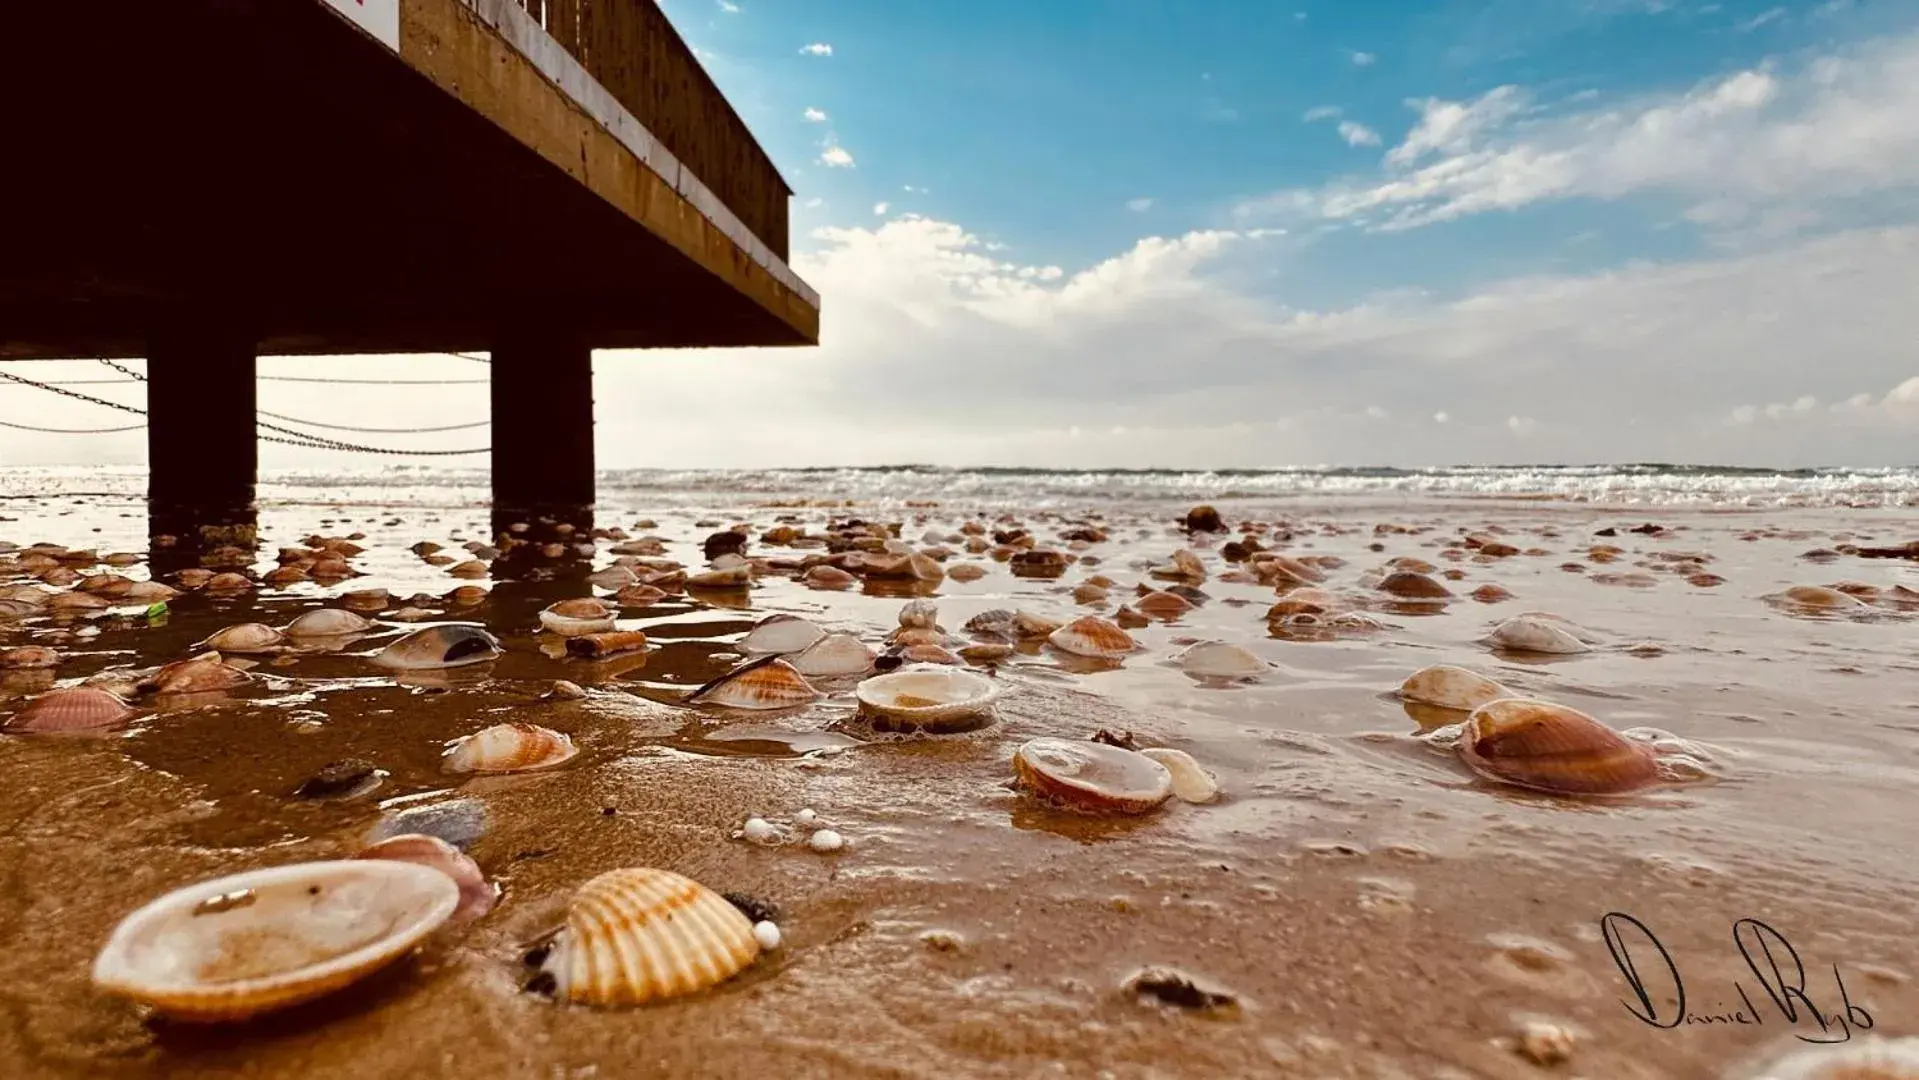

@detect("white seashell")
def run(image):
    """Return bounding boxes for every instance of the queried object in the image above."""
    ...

[740,817,782,844]
[538,598,617,637]
[739,614,826,655]
[1139,747,1219,803]
[789,633,876,677]
[855,665,1001,732]
[1736,1035,1919,1079]
[285,609,375,638]
[1486,615,1591,655]
[539,867,760,1006]
[753,921,782,950]
[91,860,458,1021]
[444,722,578,774]
[1399,664,1512,711]
[1171,641,1269,680]
[371,625,502,669]
[898,599,939,629]
[808,829,845,853]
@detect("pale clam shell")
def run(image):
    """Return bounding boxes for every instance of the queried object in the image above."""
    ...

[688,565,751,589]
[1735,1035,1919,1080]
[739,614,826,655]
[1047,616,1137,659]
[1398,664,1512,711]
[355,834,496,921]
[541,867,761,1006]
[685,657,822,710]
[1459,698,1659,796]
[202,623,286,654]
[801,565,857,590]
[1139,747,1219,803]
[1171,641,1269,680]
[789,633,876,677]
[1486,615,1590,655]
[91,860,458,1021]
[371,625,503,670]
[444,722,578,774]
[284,609,375,638]
[1013,738,1173,814]
[4,685,134,733]
[538,598,617,637]
[1768,585,1870,612]
[855,665,1001,732]
[898,599,939,629]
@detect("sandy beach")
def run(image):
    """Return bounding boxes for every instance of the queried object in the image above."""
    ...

[0,467,1915,1079]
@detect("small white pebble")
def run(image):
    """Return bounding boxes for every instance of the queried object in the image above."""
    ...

[741,817,780,844]
[795,808,817,824]
[753,921,782,950]
[807,828,845,853]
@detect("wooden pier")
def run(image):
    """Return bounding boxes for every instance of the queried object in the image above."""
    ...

[0,0,818,540]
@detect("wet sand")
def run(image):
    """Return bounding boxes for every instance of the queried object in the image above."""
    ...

[1,485,1916,1078]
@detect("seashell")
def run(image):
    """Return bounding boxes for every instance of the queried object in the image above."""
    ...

[1013,611,1063,639]
[898,599,939,630]
[908,552,945,582]
[1470,584,1513,603]
[47,590,110,612]
[1459,699,1659,796]
[285,609,375,638]
[1486,615,1590,655]
[5,686,134,733]
[1012,738,1173,815]
[887,626,946,648]
[371,625,503,670]
[79,573,134,598]
[801,565,857,590]
[586,565,638,591]
[0,597,42,620]
[1010,549,1069,577]
[1048,615,1136,659]
[1135,589,1194,618]
[309,558,354,580]
[41,568,80,587]
[263,566,309,586]
[1072,583,1109,604]
[740,614,826,655]
[444,722,578,774]
[355,834,496,921]
[0,646,60,669]
[91,859,458,1021]
[448,560,490,579]
[1139,747,1219,803]
[151,653,251,694]
[204,572,253,592]
[1377,571,1453,599]
[342,588,389,612]
[539,867,760,1007]
[685,656,821,710]
[958,643,1013,664]
[789,633,875,677]
[538,598,617,637]
[1768,585,1868,612]
[368,798,489,851]
[856,665,1001,732]
[946,563,987,582]
[1172,641,1269,680]
[1150,549,1206,581]
[896,643,961,665]
[1736,1036,1919,1080]
[442,585,488,608]
[964,609,1017,640]
[174,568,214,589]
[1398,665,1511,712]
[564,630,650,659]
[613,583,669,608]
[1112,605,1149,629]
[688,565,751,589]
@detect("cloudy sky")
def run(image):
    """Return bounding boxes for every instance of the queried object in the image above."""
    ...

[4,0,1917,470]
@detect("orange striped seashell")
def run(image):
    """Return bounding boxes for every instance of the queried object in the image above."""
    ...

[6,686,134,733]
[1047,616,1136,659]
[539,867,761,1006]
[539,597,617,637]
[1459,699,1658,796]
[204,572,253,592]
[1134,589,1193,618]
[1377,571,1453,599]
[448,560,490,579]
[444,722,578,774]
[685,656,822,710]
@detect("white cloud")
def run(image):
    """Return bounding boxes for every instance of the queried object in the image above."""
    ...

[799,42,833,56]
[819,144,855,168]
[1736,6,1786,32]
[1240,32,1919,234]
[802,107,828,123]
[1433,411,1451,424]
[802,196,823,208]
[1303,105,1343,122]
[873,202,890,216]
[1337,120,1382,147]
[1126,197,1154,212]
[1728,377,1919,426]
[718,0,740,12]
[1350,51,1377,67]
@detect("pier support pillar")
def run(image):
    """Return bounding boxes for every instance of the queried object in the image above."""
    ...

[146,330,258,558]
[490,335,594,582]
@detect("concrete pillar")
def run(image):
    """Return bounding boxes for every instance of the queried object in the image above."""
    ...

[491,335,595,514]
[146,329,258,555]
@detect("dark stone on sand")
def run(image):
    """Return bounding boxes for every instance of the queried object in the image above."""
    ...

[1629,523,1666,535]
[723,891,781,924]
[702,529,749,561]
[1220,539,1264,562]
[1184,505,1225,533]
[1124,967,1239,1013]
[992,529,1030,546]
[1594,527,1617,537]
[1009,549,1068,577]
[1090,729,1140,751]
[293,758,377,798]
[1855,540,1919,560]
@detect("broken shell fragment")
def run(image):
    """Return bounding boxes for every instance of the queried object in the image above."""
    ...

[1399,664,1512,712]
[538,598,617,638]
[1139,747,1219,803]
[371,625,503,670]
[90,860,458,1022]
[855,665,1001,733]
[539,867,761,1007]
[355,834,497,921]
[1459,698,1659,796]
[444,722,578,774]
[1012,737,1173,815]
[1047,616,1136,659]
[685,656,822,710]
[739,614,826,656]
[564,630,649,659]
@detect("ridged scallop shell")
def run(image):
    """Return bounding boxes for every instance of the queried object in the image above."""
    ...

[444,722,578,774]
[151,653,251,695]
[789,633,876,677]
[91,860,458,1021]
[688,566,751,589]
[1399,665,1512,711]
[371,625,503,670]
[203,623,286,654]
[1486,615,1590,654]
[1013,738,1173,814]
[355,834,496,921]
[1048,616,1136,659]
[1459,699,1658,796]
[540,867,761,1006]
[685,656,821,710]
[538,598,617,637]
[1139,747,1219,803]
[855,665,1000,732]
[285,609,375,638]
[1135,590,1194,618]
[5,685,134,733]
[1172,641,1269,680]
[740,614,826,655]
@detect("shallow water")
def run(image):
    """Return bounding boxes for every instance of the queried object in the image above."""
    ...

[0,471,1916,1078]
